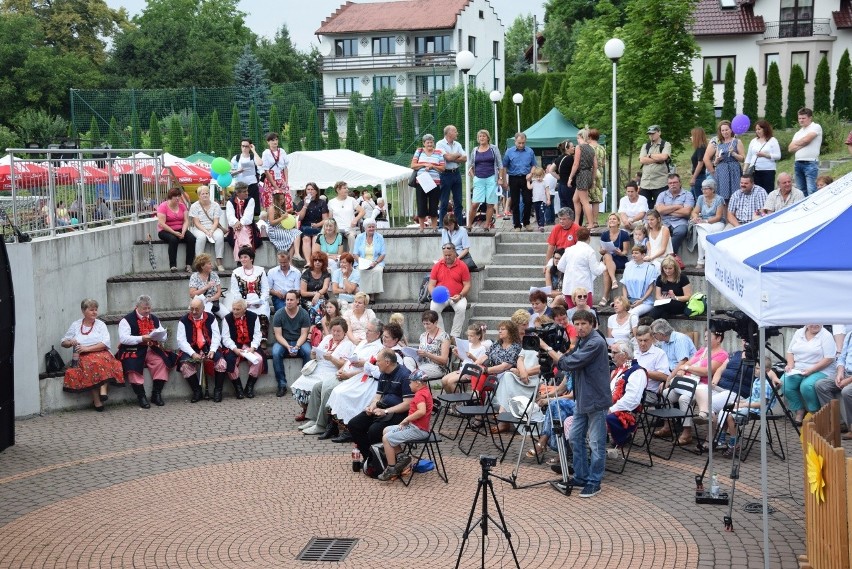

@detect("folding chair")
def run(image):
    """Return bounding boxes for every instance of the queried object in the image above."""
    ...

[494,386,544,464]
[436,364,483,440]
[645,376,700,460]
[740,387,786,462]
[456,375,502,456]
[606,400,654,474]
[400,401,449,486]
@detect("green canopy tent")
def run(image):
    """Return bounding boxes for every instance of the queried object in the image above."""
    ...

[184,152,215,165]
[506,107,606,150]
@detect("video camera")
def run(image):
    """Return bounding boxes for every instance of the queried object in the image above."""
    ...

[480,455,497,470]
[522,322,570,379]
[709,310,780,360]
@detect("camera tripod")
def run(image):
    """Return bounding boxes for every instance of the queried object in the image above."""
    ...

[455,456,521,569]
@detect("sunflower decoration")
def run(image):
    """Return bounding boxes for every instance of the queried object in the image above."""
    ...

[806,443,825,504]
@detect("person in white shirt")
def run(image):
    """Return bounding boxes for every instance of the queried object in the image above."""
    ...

[617,181,649,228]
[225,182,257,262]
[759,172,804,216]
[261,132,289,201]
[327,181,365,251]
[557,226,605,305]
[634,326,671,395]
[606,340,648,450]
[176,297,221,403]
[544,163,559,224]
[788,107,822,197]
[231,138,264,216]
[435,124,466,227]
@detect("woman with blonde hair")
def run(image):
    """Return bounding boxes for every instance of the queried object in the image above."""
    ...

[703,120,745,201]
[343,292,376,344]
[647,255,693,319]
[587,128,606,224]
[466,129,502,232]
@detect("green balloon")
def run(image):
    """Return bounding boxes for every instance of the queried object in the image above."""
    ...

[211,157,231,175]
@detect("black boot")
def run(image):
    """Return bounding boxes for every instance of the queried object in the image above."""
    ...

[132,383,150,409]
[318,417,340,440]
[185,374,203,403]
[232,378,245,399]
[151,379,166,406]
[213,372,225,403]
[245,376,257,399]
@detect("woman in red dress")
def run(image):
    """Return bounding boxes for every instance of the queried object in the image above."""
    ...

[61,299,125,411]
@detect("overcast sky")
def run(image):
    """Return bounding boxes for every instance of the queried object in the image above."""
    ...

[105,0,545,50]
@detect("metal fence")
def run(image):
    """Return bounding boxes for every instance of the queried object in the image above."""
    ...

[1,149,166,241]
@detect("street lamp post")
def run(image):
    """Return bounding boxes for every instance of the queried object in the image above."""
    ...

[489,90,501,151]
[604,38,625,214]
[512,93,523,133]
[456,50,475,218]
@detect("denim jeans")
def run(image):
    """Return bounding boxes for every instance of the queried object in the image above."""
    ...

[271,342,312,388]
[667,223,688,255]
[272,296,286,314]
[438,170,464,227]
[794,160,819,196]
[533,201,547,227]
[569,408,607,486]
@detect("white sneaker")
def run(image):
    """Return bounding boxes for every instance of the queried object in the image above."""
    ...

[302,424,325,435]
[298,421,316,431]
[606,447,621,460]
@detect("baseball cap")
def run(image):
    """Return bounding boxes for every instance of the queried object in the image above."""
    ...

[646,125,660,134]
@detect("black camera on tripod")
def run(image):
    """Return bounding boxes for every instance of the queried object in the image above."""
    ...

[522,323,570,379]
[479,455,497,470]
[709,310,780,360]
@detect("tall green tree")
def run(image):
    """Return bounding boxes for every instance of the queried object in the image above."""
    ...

[764,62,783,128]
[696,65,716,133]
[362,106,378,157]
[11,109,69,147]
[501,87,515,145]
[107,116,123,148]
[380,102,397,155]
[345,106,359,152]
[618,0,698,152]
[287,105,302,152]
[742,68,758,121]
[833,49,851,119]
[813,55,832,114]
[190,112,207,153]
[254,24,321,83]
[542,0,628,72]
[230,105,242,152]
[167,115,185,156]
[436,91,450,138]
[88,116,102,147]
[234,45,271,130]
[149,112,163,150]
[520,89,535,131]
[785,64,806,126]
[418,99,432,137]
[268,105,281,136]
[539,77,555,118]
[130,109,142,148]
[248,104,263,151]
[304,107,323,151]
[721,61,736,119]
[400,98,416,154]
[209,109,226,157]
[504,13,534,76]
[326,111,340,150]
[108,0,253,88]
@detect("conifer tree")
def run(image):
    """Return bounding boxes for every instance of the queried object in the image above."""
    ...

[833,49,851,119]
[721,62,736,119]
[785,64,806,126]
[149,112,162,150]
[287,105,302,152]
[400,98,415,154]
[742,68,758,121]
[345,106,359,152]
[362,106,378,157]
[326,111,340,150]
[764,62,783,129]
[813,55,831,114]
[380,102,397,155]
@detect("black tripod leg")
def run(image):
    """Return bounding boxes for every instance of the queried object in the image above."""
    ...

[486,479,522,569]
[455,478,485,569]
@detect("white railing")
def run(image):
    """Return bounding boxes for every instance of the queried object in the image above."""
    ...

[1,149,166,241]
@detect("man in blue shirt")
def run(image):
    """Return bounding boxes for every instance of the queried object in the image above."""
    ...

[654,174,695,254]
[502,132,537,231]
[650,319,696,381]
[436,125,466,228]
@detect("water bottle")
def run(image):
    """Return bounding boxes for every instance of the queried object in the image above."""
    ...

[70,346,80,368]
[710,473,720,498]
[351,446,362,472]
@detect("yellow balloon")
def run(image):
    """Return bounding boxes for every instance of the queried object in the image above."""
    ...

[280,214,296,230]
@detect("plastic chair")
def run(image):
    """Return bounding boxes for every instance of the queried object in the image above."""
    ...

[646,376,700,460]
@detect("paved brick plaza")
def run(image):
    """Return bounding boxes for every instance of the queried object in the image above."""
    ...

[0,392,820,568]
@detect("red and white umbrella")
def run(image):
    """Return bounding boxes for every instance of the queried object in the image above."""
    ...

[0,155,49,190]
[166,163,212,184]
[53,164,110,184]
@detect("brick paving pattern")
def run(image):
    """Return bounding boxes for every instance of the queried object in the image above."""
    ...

[0,390,820,568]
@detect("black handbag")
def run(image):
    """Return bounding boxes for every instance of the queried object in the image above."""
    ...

[45,346,65,373]
[462,254,477,271]
[408,169,419,189]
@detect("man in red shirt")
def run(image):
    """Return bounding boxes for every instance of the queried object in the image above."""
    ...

[429,244,471,336]
[545,207,580,271]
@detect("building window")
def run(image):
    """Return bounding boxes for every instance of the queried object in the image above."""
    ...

[458,29,462,49]
[415,35,451,54]
[764,53,779,84]
[334,39,358,57]
[336,77,357,96]
[779,0,813,37]
[479,10,484,19]
[416,75,450,95]
[468,74,477,88]
[372,37,395,55]
[703,56,736,83]
[373,76,395,92]
[468,36,476,56]
[493,41,500,60]
[791,51,809,82]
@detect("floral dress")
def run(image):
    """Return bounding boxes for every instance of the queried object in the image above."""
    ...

[418,330,450,379]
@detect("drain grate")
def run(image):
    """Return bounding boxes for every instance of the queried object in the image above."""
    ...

[296,537,359,562]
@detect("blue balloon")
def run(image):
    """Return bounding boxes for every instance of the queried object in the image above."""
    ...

[217,172,233,187]
[209,167,217,179]
[432,285,450,304]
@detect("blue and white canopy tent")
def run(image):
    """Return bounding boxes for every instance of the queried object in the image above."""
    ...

[704,172,852,567]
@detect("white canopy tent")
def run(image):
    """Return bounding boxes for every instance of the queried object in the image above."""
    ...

[704,172,852,568]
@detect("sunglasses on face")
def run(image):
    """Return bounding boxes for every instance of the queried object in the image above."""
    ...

[576,294,588,299]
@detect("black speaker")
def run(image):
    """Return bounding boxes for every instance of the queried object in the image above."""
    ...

[0,236,15,451]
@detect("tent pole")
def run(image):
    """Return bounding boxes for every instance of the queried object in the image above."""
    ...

[759,327,770,569]
[706,289,713,479]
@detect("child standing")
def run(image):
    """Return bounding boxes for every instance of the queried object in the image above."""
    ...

[378,369,434,481]
[528,166,550,232]
[544,163,559,224]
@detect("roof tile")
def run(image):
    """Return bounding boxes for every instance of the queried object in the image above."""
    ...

[690,0,765,36]
[834,0,852,29]
[316,0,475,35]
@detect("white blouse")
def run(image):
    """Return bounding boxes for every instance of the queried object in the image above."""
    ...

[63,318,111,348]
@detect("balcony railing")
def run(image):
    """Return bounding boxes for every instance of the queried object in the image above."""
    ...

[320,92,442,109]
[321,51,457,72]
[763,18,832,39]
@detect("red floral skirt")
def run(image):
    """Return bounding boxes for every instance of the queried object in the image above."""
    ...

[63,350,126,393]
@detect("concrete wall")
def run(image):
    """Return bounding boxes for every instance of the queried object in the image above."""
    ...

[8,220,154,417]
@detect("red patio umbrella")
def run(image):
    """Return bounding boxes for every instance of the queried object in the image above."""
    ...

[53,164,110,184]
[0,160,49,191]
[165,163,212,184]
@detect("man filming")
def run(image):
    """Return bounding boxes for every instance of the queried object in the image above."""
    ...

[538,309,610,498]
